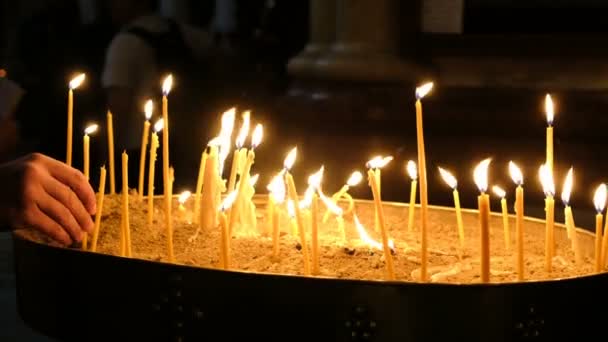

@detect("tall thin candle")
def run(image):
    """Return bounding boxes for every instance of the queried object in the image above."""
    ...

[106,110,116,194]
[474,158,491,283]
[593,184,607,273]
[67,73,85,166]
[406,161,418,232]
[90,166,107,252]
[539,164,555,273]
[438,167,465,257]
[415,82,433,282]
[147,119,163,227]
[509,161,525,280]
[138,100,153,201]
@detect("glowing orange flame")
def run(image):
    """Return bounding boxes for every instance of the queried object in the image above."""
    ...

[69,73,85,89]
[473,158,492,193]
[251,124,263,148]
[154,118,164,132]
[594,183,607,213]
[509,161,523,185]
[144,99,153,120]
[267,173,286,204]
[367,155,393,169]
[492,185,506,199]
[178,190,192,204]
[545,94,554,125]
[220,190,238,212]
[406,160,417,180]
[353,214,395,251]
[438,167,457,189]
[416,82,434,99]
[539,164,555,197]
[561,167,573,205]
[235,111,250,148]
[283,147,297,170]
[84,124,98,135]
[162,74,173,95]
[346,171,363,187]
[249,174,259,187]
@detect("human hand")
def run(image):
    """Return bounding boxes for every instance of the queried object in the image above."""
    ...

[0,153,96,245]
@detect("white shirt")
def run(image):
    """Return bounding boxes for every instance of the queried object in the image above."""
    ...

[101,15,210,148]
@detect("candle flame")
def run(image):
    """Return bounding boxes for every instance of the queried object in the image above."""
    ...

[473,158,492,193]
[594,183,607,213]
[300,186,315,210]
[283,147,297,170]
[492,185,506,199]
[154,118,164,132]
[539,164,555,197]
[251,124,263,148]
[267,173,286,204]
[366,155,393,169]
[415,82,434,99]
[308,166,324,188]
[84,124,98,135]
[235,111,250,148]
[162,74,173,95]
[438,167,457,189]
[508,161,523,185]
[220,190,238,212]
[561,167,574,205]
[353,214,395,251]
[69,73,85,90]
[346,171,363,187]
[406,160,418,180]
[545,94,554,125]
[178,190,191,204]
[207,136,222,147]
[287,199,296,218]
[319,189,343,216]
[144,100,153,120]
[218,108,236,175]
[249,174,259,187]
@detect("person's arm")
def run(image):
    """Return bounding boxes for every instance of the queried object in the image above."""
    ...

[0,153,96,245]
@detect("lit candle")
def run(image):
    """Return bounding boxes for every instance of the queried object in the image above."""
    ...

[323,171,362,223]
[492,185,510,252]
[561,167,581,265]
[217,108,236,179]
[138,100,153,201]
[406,160,418,232]
[121,151,132,258]
[66,73,85,166]
[193,147,208,225]
[593,184,607,273]
[539,164,555,273]
[82,124,98,181]
[161,75,173,245]
[415,81,433,282]
[283,147,311,275]
[218,190,238,269]
[147,119,163,228]
[307,166,324,275]
[107,110,116,194]
[509,161,525,280]
[231,124,263,234]
[438,167,465,257]
[267,173,286,258]
[90,166,107,252]
[545,94,555,175]
[228,111,250,193]
[200,141,221,230]
[474,158,491,283]
[366,156,395,280]
[287,199,298,236]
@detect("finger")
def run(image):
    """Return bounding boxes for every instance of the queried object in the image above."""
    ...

[37,192,84,243]
[39,155,96,214]
[43,177,94,234]
[28,206,72,245]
